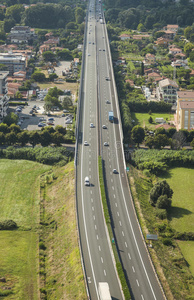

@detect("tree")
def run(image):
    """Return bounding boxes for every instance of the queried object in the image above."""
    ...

[0,132,5,145]
[5,4,24,23]
[44,94,61,112]
[52,131,64,146]
[17,131,29,146]
[42,51,56,62]
[150,180,173,207]
[145,136,154,149]
[167,127,176,138]
[29,131,40,147]
[153,134,169,149]
[75,7,85,24]
[3,112,19,126]
[190,138,194,149]
[55,125,66,135]
[49,73,58,81]
[31,72,46,82]
[9,124,21,134]
[184,42,194,57]
[15,91,23,99]
[4,18,15,33]
[39,130,52,146]
[5,132,17,145]
[148,116,153,124]
[0,123,9,134]
[62,96,72,109]
[137,23,146,32]
[156,195,172,209]
[131,125,145,147]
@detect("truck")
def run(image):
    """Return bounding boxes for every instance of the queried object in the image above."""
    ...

[100,18,103,24]
[108,111,114,122]
[98,282,111,300]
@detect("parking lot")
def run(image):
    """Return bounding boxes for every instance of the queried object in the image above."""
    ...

[10,100,74,131]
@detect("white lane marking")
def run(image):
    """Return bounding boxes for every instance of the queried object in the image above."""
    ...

[132,266,135,273]
[113,194,116,198]
[91,198,93,202]
[90,190,92,194]
[128,253,131,260]
[115,202,117,207]
[104,270,106,276]
[93,215,95,220]
[122,231,124,236]
[136,279,140,287]
[101,257,103,263]
[125,242,128,248]
[111,179,113,182]
[96,235,99,240]
[95,225,97,230]
[89,161,91,165]
[92,206,94,211]
[112,186,114,190]
[104,26,157,300]
[141,295,145,300]
[89,168,91,171]
[117,211,119,217]
[119,221,122,226]
[99,245,101,251]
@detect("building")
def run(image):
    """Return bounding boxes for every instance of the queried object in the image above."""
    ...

[154,37,169,47]
[177,90,194,129]
[166,24,179,32]
[0,71,9,122]
[144,53,156,65]
[156,78,178,103]
[7,26,37,44]
[0,53,26,75]
[119,34,131,40]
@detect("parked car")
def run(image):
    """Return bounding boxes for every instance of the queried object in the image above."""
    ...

[38,122,46,127]
[48,117,54,121]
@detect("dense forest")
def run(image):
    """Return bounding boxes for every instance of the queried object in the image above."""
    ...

[104,0,194,29]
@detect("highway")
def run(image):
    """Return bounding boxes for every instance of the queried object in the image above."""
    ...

[76,0,123,299]
[95,2,166,300]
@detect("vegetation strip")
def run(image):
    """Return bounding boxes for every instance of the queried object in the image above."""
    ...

[98,156,131,300]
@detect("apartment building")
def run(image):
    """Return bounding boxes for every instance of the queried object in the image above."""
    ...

[8,26,37,44]
[0,53,26,75]
[0,71,9,122]
[177,90,194,130]
[156,78,178,103]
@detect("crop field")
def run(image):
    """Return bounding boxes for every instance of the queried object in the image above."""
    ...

[132,112,174,129]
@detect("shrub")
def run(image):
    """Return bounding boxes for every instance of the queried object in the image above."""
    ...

[0,220,17,230]
[156,195,172,209]
[155,209,167,220]
[39,242,46,250]
[162,237,173,246]
[149,180,173,206]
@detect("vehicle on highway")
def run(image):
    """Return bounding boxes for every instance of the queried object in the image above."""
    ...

[106,100,110,104]
[98,282,111,300]
[105,77,110,81]
[102,125,107,129]
[103,49,105,51]
[90,123,94,128]
[88,53,91,56]
[99,48,101,51]
[84,176,90,186]
[113,169,117,174]
[108,111,114,122]
[84,141,89,146]
[104,142,109,146]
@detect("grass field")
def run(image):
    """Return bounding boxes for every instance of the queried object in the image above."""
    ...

[132,112,174,129]
[178,241,194,281]
[38,81,78,98]
[42,161,87,300]
[0,231,38,300]
[0,160,51,228]
[159,167,194,233]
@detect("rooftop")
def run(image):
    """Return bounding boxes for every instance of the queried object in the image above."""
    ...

[178,91,194,99]
[159,78,179,88]
[180,101,194,109]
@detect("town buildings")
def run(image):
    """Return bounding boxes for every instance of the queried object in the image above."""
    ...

[7,26,37,44]
[156,78,178,103]
[0,53,26,76]
[177,91,194,130]
[0,71,9,122]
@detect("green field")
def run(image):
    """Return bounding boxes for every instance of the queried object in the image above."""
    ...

[178,241,194,280]
[0,231,38,300]
[159,167,194,233]
[0,160,51,227]
[132,112,174,129]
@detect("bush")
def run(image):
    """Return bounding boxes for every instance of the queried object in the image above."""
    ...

[0,220,17,230]
[156,195,172,209]
[155,208,167,220]
[150,180,173,207]
[162,237,173,246]
[39,241,46,250]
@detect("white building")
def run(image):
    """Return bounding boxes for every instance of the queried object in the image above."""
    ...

[8,26,37,44]
[156,78,178,103]
[0,53,26,75]
[0,71,9,122]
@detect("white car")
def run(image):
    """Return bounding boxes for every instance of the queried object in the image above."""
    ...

[84,141,89,146]
[102,125,107,129]
[113,169,117,174]
[90,123,94,128]
[104,142,108,146]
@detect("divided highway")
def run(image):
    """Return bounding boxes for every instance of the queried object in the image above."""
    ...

[75,1,123,299]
